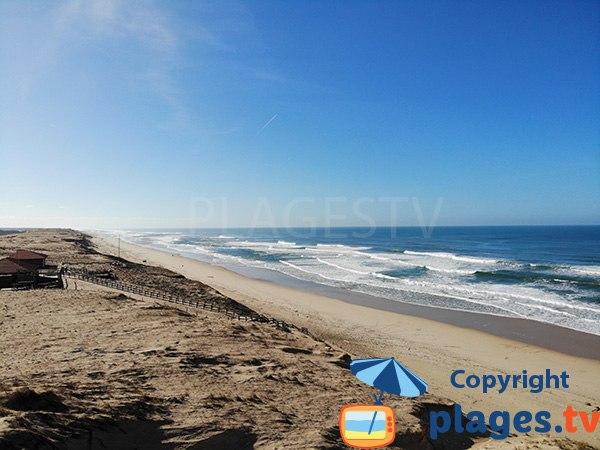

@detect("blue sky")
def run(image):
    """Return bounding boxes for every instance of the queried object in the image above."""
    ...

[1,0,598,229]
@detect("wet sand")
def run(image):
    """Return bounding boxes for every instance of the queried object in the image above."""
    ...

[222,263,600,359]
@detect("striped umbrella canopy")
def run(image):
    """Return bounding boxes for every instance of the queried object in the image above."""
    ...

[350,357,428,401]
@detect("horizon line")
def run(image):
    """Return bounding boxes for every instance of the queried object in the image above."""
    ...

[3,224,599,231]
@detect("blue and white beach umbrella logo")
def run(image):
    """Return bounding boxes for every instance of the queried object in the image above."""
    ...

[351,357,428,401]
[339,357,428,449]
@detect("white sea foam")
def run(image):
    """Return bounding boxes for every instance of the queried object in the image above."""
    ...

[315,243,372,251]
[316,258,371,275]
[404,250,498,265]
[277,240,297,246]
[109,229,600,336]
[424,266,477,275]
[373,273,397,280]
[355,251,389,261]
[511,300,580,318]
[570,265,600,276]
[279,260,339,281]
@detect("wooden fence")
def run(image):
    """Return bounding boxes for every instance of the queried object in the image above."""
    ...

[66,272,308,334]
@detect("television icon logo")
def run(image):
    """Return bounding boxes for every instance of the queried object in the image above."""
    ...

[339,404,395,449]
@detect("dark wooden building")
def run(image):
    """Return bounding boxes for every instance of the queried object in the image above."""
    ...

[0,258,37,289]
[9,249,48,268]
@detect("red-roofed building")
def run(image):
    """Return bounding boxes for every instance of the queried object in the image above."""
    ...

[0,259,37,273]
[9,249,48,268]
[0,258,37,288]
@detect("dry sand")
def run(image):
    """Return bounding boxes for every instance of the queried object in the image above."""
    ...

[0,230,598,449]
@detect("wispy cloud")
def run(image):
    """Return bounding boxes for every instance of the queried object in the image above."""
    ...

[119,5,179,54]
[17,0,191,126]
[26,204,35,209]
[6,1,265,136]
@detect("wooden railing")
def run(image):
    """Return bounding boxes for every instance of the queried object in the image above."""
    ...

[66,272,308,334]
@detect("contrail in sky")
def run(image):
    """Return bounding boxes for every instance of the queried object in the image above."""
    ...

[256,114,278,135]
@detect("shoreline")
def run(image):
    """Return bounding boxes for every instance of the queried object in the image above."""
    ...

[104,234,600,360]
[91,233,600,445]
[210,261,600,359]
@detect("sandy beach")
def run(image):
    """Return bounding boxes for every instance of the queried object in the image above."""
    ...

[1,230,598,449]
[92,233,600,445]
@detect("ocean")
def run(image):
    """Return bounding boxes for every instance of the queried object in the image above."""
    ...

[104,226,600,336]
